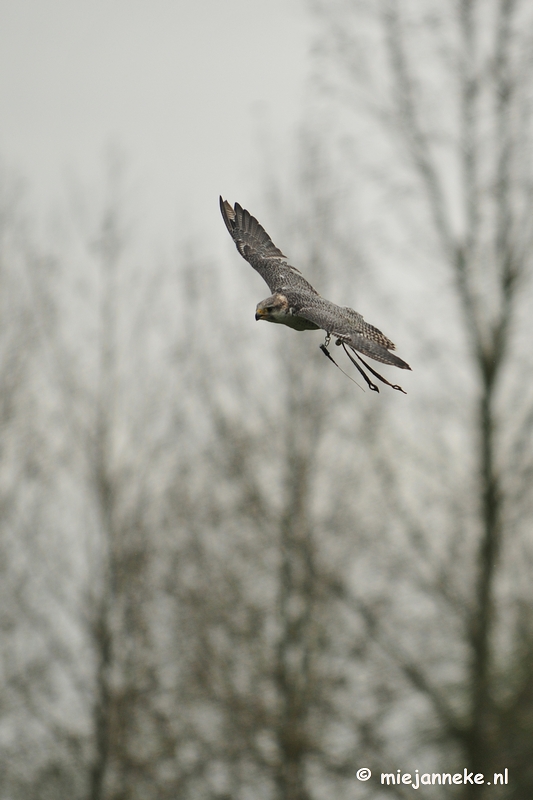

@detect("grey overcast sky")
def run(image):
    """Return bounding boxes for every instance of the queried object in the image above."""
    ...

[0,0,313,244]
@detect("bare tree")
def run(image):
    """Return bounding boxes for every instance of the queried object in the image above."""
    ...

[155,147,394,800]
[314,0,533,795]
[64,160,182,800]
[3,156,188,800]
[0,167,97,799]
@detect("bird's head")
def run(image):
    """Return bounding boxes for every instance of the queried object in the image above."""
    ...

[255,293,289,323]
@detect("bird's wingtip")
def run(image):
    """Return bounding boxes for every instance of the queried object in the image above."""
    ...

[219,196,235,232]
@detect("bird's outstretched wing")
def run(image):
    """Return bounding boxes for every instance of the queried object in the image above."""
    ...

[220,197,319,295]
[295,296,411,369]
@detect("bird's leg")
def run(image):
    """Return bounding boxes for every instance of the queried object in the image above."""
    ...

[324,332,331,347]
[340,343,406,394]
[338,343,379,392]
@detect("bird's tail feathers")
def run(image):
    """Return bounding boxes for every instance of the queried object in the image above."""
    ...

[344,335,411,370]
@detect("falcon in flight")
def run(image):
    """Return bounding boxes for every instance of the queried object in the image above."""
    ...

[220,197,411,393]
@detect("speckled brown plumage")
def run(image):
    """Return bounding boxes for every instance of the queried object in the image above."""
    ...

[220,197,411,390]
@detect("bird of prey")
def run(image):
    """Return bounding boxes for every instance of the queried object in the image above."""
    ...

[220,197,411,393]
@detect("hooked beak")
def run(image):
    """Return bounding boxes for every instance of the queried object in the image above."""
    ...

[255,308,267,321]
